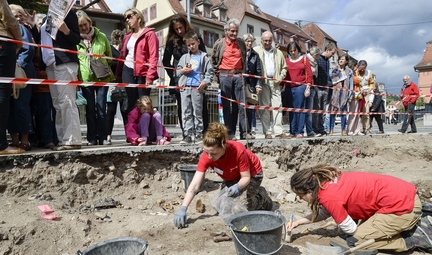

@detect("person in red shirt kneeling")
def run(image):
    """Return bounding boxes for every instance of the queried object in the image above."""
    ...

[288,164,431,253]
[173,122,272,228]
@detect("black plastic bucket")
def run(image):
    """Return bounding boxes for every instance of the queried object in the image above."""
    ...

[76,237,148,255]
[178,164,197,192]
[228,211,286,255]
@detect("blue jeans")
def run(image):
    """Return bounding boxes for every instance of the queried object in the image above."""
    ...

[287,85,306,135]
[329,91,348,131]
[246,108,256,131]
[82,86,108,143]
[0,39,16,150]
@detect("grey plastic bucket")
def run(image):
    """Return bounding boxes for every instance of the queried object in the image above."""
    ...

[178,164,197,192]
[76,237,148,255]
[228,210,286,255]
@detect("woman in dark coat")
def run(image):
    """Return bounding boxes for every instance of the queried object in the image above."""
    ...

[162,14,208,141]
[242,33,262,139]
[370,85,385,133]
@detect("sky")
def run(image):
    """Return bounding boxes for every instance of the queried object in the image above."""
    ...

[104,0,133,14]
[255,0,432,95]
[104,0,432,95]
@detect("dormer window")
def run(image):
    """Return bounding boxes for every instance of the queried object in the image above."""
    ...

[204,5,211,18]
[249,4,260,14]
[212,2,227,22]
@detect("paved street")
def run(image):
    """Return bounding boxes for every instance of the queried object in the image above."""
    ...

[106,117,431,144]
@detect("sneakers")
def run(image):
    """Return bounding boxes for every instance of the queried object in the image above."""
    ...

[228,135,238,141]
[316,132,327,137]
[87,141,97,146]
[408,130,417,134]
[194,135,203,144]
[411,216,432,251]
[307,132,316,137]
[296,134,303,138]
[240,134,255,140]
[102,140,112,145]
[180,136,193,144]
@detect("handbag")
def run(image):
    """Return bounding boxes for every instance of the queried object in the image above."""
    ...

[90,58,111,79]
[304,85,311,98]
[12,63,27,99]
[303,56,310,98]
[110,87,127,102]
[245,84,259,105]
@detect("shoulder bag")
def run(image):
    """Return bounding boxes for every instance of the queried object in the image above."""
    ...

[90,58,111,79]
[303,57,311,98]
[12,63,27,99]
[245,84,259,105]
[110,87,127,102]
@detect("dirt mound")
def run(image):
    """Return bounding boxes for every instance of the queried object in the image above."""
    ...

[0,134,431,255]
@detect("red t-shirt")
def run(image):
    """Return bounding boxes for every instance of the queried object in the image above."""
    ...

[219,39,242,70]
[197,141,261,181]
[318,172,417,224]
[284,56,313,87]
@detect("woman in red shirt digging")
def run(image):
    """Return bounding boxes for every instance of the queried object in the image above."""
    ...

[288,164,431,253]
[173,122,272,228]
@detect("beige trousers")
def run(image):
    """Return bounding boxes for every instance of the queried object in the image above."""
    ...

[46,63,82,146]
[258,80,284,136]
[353,194,422,252]
[361,97,371,132]
[347,100,362,135]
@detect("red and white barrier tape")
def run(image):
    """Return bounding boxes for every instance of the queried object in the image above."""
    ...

[1,37,425,99]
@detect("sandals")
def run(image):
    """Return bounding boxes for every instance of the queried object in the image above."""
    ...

[9,142,31,151]
[19,143,31,151]
[138,140,147,146]
[157,137,170,145]
[44,143,56,149]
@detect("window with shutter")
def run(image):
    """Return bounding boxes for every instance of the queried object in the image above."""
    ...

[203,30,209,47]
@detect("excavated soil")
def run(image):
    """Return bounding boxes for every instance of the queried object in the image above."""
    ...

[1,134,432,255]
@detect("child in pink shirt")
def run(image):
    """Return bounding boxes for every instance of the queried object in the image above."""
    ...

[125,96,171,146]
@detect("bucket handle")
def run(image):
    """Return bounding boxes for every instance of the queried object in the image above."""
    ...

[275,210,287,244]
[228,210,287,255]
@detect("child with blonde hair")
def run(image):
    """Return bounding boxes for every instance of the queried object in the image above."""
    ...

[125,96,171,146]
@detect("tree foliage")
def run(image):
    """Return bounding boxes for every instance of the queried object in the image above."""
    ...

[8,0,48,13]
[386,95,400,105]
[416,97,425,107]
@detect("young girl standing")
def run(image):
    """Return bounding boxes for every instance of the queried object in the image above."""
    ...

[125,96,171,146]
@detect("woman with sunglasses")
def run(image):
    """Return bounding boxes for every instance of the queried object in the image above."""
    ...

[116,8,159,124]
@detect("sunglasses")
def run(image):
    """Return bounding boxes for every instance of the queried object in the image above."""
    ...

[124,13,136,21]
